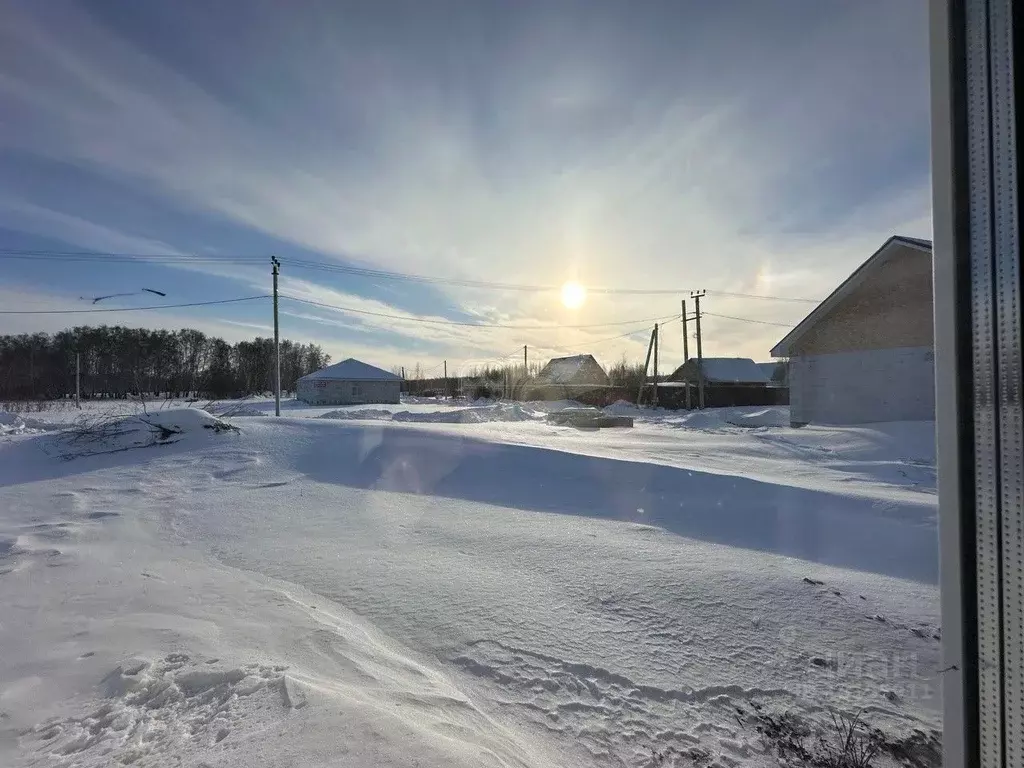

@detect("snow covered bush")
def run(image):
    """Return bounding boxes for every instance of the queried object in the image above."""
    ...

[53,408,239,459]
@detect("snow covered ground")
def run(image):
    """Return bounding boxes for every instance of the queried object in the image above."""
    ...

[0,397,940,767]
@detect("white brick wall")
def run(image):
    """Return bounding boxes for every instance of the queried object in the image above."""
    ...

[789,346,935,425]
[296,378,401,405]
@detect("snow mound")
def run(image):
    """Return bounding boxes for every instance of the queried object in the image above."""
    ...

[52,408,238,458]
[207,404,267,418]
[680,410,726,429]
[138,408,234,433]
[318,408,395,421]
[0,412,27,435]
[392,403,537,424]
[522,399,584,413]
[604,399,640,415]
[723,407,789,428]
[0,411,51,435]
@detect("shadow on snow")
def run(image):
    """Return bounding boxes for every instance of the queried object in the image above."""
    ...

[294,424,938,583]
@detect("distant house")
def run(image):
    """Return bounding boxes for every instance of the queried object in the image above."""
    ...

[527,354,611,402]
[296,358,402,405]
[671,357,769,385]
[663,357,783,409]
[770,235,933,426]
[535,354,610,387]
[756,361,788,387]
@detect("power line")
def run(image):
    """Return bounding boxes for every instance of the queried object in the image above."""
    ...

[707,291,818,304]
[0,250,264,264]
[563,316,680,351]
[702,312,795,327]
[0,295,270,315]
[0,249,821,302]
[280,294,678,330]
[493,346,525,360]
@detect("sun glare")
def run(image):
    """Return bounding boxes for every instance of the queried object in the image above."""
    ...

[560,281,587,309]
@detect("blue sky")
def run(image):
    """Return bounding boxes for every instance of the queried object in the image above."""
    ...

[0,0,931,372]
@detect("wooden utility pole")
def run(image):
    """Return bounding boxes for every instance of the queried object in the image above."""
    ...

[652,323,659,406]
[75,352,81,409]
[681,300,689,363]
[692,290,706,409]
[636,326,657,405]
[272,256,281,416]
[681,300,691,409]
[523,345,528,374]
[443,360,448,399]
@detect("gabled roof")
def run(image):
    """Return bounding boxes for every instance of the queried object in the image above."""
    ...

[770,235,932,358]
[298,358,401,381]
[536,354,608,385]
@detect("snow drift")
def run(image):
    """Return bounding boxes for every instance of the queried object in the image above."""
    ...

[319,403,539,424]
[392,403,536,424]
[724,407,790,428]
[0,404,941,768]
[49,408,239,459]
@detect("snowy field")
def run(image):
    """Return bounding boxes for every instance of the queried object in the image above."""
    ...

[0,397,941,767]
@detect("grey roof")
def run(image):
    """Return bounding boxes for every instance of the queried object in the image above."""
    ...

[770,235,932,357]
[699,358,769,384]
[669,357,769,384]
[298,358,401,382]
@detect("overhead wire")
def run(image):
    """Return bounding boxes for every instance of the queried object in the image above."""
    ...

[279,294,679,330]
[702,312,795,327]
[0,249,822,302]
[552,315,680,352]
[0,295,271,315]
[0,289,690,338]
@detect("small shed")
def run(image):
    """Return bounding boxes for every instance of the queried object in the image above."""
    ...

[535,354,610,387]
[770,235,933,426]
[296,358,401,405]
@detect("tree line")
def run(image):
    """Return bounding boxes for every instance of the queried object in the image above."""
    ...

[0,326,330,400]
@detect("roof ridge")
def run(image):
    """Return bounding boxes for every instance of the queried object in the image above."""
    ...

[769,235,932,357]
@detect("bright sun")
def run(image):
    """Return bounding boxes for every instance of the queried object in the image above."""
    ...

[560,281,587,309]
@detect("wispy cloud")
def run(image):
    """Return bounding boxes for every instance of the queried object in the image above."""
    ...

[0,0,931,366]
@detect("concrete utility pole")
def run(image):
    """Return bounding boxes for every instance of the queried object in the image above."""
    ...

[691,290,706,409]
[75,352,81,409]
[272,256,281,416]
[652,323,659,407]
